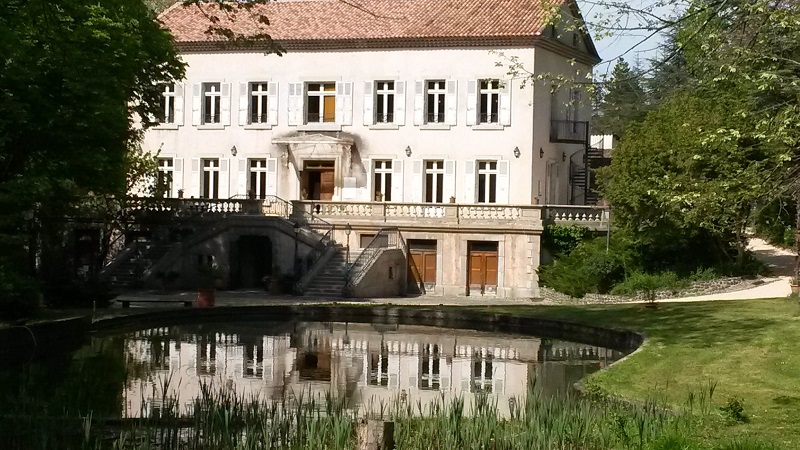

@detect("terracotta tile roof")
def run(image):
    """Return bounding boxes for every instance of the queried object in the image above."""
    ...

[160,0,561,44]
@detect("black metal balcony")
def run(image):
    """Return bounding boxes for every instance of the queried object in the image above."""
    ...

[550,120,589,144]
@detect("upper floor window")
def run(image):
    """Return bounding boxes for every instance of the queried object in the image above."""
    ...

[424,160,445,203]
[306,82,336,123]
[373,160,393,202]
[479,79,500,124]
[157,158,174,197]
[375,81,395,123]
[426,80,446,123]
[201,158,220,198]
[476,161,498,204]
[250,83,269,124]
[159,85,176,124]
[203,83,222,124]
[249,158,269,199]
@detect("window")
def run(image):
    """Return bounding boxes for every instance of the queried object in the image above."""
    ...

[375,81,395,123]
[249,159,268,199]
[159,85,176,124]
[424,160,445,203]
[479,79,500,124]
[373,160,393,201]
[472,349,493,393]
[419,343,441,390]
[201,158,220,198]
[157,158,174,197]
[426,80,446,123]
[477,161,498,203]
[306,82,336,123]
[202,83,222,124]
[249,82,269,124]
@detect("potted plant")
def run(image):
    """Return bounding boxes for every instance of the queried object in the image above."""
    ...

[790,275,800,295]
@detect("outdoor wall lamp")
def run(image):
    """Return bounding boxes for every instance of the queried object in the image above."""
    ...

[562,151,567,162]
[539,147,544,158]
[513,146,521,158]
[231,145,238,157]
[405,146,412,157]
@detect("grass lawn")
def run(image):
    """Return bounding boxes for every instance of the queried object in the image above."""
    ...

[486,298,800,448]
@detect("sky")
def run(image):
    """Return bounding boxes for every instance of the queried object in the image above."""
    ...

[577,0,687,76]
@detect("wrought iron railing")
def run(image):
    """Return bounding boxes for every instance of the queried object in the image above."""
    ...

[344,227,402,294]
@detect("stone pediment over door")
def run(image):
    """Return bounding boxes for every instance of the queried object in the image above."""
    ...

[272,133,355,200]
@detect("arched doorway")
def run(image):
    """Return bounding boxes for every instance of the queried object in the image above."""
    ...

[233,236,273,289]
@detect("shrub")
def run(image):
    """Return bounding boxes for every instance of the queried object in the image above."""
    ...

[542,224,591,258]
[43,278,116,309]
[610,271,688,296]
[538,236,632,297]
[720,397,749,424]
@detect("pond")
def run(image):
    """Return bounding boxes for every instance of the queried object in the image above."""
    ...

[1,320,625,419]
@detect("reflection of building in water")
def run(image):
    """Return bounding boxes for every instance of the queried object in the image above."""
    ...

[121,323,622,418]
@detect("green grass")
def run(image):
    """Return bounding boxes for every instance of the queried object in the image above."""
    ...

[486,298,800,448]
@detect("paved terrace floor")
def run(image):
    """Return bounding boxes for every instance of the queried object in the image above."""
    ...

[110,237,795,314]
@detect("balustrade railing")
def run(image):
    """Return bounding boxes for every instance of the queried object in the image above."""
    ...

[544,205,609,224]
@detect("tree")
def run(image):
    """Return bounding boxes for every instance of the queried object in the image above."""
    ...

[0,0,184,315]
[592,58,647,136]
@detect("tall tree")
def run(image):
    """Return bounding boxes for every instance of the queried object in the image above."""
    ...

[592,58,647,136]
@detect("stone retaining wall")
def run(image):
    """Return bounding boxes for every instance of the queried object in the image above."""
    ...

[540,277,757,304]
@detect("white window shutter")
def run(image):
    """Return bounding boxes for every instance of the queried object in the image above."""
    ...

[411,160,423,203]
[238,82,249,126]
[267,82,279,126]
[237,159,248,197]
[288,82,303,126]
[466,80,477,126]
[190,158,200,197]
[220,83,231,126]
[499,79,511,126]
[335,81,353,125]
[191,84,202,126]
[174,84,184,126]
[219,158,230,198]
[267,158,278,196]
[497,160,510,203]
[445,80,457,126]
[391,159,404,202]
[464,160,476,203]
[413,80,425,126]
[173,158,184,196]
[395,81,406,126]
[444,160,456,201]
[363,81,374,126]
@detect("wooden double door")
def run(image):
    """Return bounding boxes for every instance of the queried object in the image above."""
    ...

[468,242,498,294]
[408,239,437,294]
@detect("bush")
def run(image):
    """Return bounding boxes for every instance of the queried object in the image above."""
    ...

[538,236,632,297]
[720,397,749,424]
[43,278,116,309]
[611,271,688,296]
[0,269,40,320]
[542,224,592,258]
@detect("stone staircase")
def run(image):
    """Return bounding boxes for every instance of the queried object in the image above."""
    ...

[304,244,363,297]
[107,240,172,288]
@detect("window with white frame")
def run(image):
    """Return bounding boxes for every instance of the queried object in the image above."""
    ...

[375,81,395,123]
[424,160,445,203]
[249,158,269,199]
[306,82,336,123]
[426,80,446,123]
[201,158,220,198]
[157,158,174,197]
[159,85,176,124]
[477,161,498,203]
[472,349,493,393]
[249,83,269,124]
[373,160,393,201]
[479,79,500,124]
[202,83,222,124]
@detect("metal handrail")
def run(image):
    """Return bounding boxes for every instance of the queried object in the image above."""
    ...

[345,227,401,291]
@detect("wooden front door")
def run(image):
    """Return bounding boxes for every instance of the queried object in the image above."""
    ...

[410,250,436,284]
[319,170,334,200]
[468,242,498,295]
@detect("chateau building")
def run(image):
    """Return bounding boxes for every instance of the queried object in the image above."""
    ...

[133,0,604,298]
